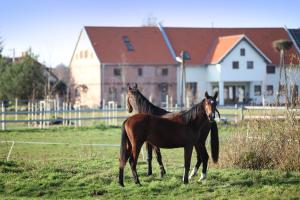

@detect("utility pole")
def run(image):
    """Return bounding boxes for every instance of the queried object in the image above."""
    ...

[176,50,186,110]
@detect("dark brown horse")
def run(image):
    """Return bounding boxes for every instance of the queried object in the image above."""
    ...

[127,84,219,182]
[119,93,218,186]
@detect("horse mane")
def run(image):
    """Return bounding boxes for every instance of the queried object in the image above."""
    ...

[181,99,205,124]
[133,90,169,115]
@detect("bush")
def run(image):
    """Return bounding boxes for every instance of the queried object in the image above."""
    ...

[219,109,300,171]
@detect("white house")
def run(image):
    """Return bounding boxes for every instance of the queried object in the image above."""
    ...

[162,27,300,106]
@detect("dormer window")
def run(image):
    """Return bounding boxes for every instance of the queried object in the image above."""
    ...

[240,48,245,56]
[122,35,134,51]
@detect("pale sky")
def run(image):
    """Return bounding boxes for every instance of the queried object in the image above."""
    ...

[0,0,299,67]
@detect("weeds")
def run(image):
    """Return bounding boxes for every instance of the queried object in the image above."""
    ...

[219,108,300,171]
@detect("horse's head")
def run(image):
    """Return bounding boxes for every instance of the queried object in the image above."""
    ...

[126,83,139,113]
[203,91,219,123]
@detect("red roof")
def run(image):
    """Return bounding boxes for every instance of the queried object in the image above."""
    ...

[164,27,299,65]
[85,26,176,65]
[209,35,244,64]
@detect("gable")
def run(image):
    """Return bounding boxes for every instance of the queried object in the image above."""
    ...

[208,35,271,64]
[69,28,100,67]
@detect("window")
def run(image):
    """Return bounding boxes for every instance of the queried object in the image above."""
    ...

[138,68,143,76]
[240,48,245,56]
[122,36,130,43]
[266,85,274,96]
[254,85,261,96]
[108,87,117,101]
[125,43,134,51]
[247,61,254,69]
[279,84,286,95]
[122,35,134,51]
[80,51,83,59]
[232,61,239,69]
[266,65,275,74]
[113,68,121,76]
[162,68,168,76]
[84,50,88,58]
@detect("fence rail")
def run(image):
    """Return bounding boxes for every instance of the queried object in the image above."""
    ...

[1,99,300,131]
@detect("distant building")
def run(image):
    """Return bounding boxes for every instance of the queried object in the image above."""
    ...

[69,27,177,108]
[70,26,300,107]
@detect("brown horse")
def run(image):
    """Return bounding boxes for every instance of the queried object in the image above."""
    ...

[119,94,217,186]
[127,84,219,182]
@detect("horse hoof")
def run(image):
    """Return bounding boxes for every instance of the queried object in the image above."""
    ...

[198,173,207,182]
[160,170,166,178]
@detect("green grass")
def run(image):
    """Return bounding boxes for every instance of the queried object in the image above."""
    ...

[0,126,299,199]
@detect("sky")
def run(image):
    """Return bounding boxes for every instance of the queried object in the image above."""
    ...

[0,0,299,67]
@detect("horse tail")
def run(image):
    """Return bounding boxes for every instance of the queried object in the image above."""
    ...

[120,120,129,165]
[210,121,219,163]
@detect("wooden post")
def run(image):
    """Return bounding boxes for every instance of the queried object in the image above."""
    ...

[78,103,81,127]
[27,102,30,127]
[1,101,6,131]
[68,103,71,126]
[235,104,238,123]
[114,102,117,126]
[15,98,18,121]
[34,103,38,128]
[31,102,34,127]
[240,106,244,121]
[39,101,42,129]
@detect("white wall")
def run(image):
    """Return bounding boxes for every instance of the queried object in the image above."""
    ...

[220,39,267,82]
[69,28,101,107]
[185,65,207,100]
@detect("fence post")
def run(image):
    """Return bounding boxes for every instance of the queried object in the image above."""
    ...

[78,103,81,127]
[39,101,42,129]
[1,101,6,131]
[240,106,244,121]
[114,102,117,125]
[27,102,30,127]
[68,103,72,126]
[34,102,38,128]
[15,98,18,121]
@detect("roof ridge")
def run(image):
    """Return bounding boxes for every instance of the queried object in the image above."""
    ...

[218,34,245,39]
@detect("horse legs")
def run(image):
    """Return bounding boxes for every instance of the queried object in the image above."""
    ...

[183,145,193,184]
[145,142,153,176]
[129,142,143,186]
[119,146,130,187]
[154,146,166,178]
[189,144,202,180]
[198,144,209,182]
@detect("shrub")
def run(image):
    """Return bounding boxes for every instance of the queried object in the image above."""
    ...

[219,109,300,171]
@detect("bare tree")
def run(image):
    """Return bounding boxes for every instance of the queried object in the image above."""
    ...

[273,39,293,107]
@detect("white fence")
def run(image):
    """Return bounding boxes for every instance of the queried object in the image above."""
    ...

[1,99,300,131]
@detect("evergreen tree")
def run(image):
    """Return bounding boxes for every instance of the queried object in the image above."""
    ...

[0,51,46,100]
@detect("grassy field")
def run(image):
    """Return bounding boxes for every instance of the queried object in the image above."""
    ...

[0,126,300,199]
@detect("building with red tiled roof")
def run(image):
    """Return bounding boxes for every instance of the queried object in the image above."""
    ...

[70,26,177,107]
[70,25,300,107]
[162,26,300,106]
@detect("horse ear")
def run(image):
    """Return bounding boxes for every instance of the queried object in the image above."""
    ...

[134,83,138,89]
[205,91,209,99]
[213,91,218,99]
